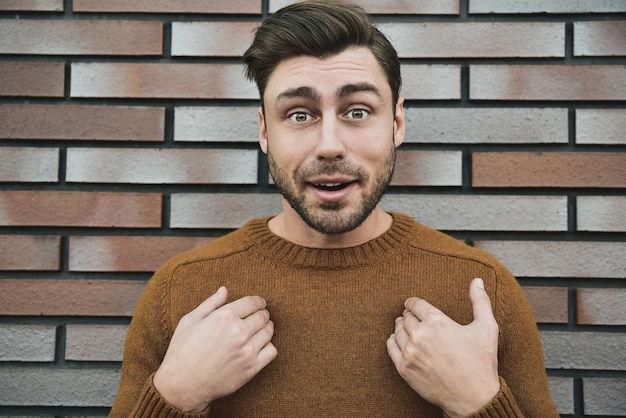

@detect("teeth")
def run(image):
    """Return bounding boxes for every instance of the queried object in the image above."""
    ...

[316,183,342,187]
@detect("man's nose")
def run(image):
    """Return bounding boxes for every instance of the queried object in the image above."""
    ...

[314,117,346,161]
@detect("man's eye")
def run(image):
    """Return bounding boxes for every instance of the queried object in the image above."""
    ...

[346,109,369,119]
[289,112,312,123]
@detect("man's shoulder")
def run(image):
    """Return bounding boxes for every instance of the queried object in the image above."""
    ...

[393,212,504,269]
[159,217,268,272]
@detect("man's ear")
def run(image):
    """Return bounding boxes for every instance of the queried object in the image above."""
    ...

[258,107,268,154]
[393,97,405,148]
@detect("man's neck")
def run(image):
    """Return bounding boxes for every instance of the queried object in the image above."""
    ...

[267,205,393,249]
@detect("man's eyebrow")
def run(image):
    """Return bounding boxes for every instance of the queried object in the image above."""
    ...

[337,83,382,99]
[275,86,320,103]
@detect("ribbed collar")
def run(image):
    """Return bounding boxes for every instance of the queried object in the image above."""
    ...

[244,212,415,269]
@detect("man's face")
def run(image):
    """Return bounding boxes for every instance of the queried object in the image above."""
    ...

[259,46,405,235]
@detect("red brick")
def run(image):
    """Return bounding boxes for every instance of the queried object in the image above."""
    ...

[522,286,568,323]
[0,104,164,141]
[0,236,60,271]
[0,20,162,55]
[577,288,626,325]
[470,65,626,101]
[73,0,261,13]
[71,63,257,99]
[0,191,162,228]
[470,0,626,14]
[379,22,563,58]
[271,0,459,14]
[472,152,626,188]
[0,62,64,97]
[172,22,259,57]
[69,236,211,272]
[575,21,626,57]
[66,148,258,184]
[403,108,568,144]
[0,147,59,182]
[577,109,626,145]
[0,279,145,316]
[0,0,63,11]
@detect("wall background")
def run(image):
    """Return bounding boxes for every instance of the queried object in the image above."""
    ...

[0,0,625,416]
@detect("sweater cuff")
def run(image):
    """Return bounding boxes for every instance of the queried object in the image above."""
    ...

[444,377,524,418]
[129,372,210,418]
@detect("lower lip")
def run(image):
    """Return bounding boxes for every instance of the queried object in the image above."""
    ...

[308,182,356,204]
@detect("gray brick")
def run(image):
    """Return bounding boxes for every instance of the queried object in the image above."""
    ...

[174,106,259,143]
[65,324,128,362]
[470,0,626,14]
[584,378,626,416]
[0,368,119,407]
[541,331,626,371]
[548,376,574,415]
[403,108,568,144]
[381,195,567,231]
[0,325,56,362]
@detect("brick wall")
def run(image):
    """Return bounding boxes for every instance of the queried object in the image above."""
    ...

[0,0,625,416]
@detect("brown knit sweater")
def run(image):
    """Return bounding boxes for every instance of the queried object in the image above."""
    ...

[110,212,558,417]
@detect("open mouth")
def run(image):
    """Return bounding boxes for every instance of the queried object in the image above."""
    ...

[312,182,354,191]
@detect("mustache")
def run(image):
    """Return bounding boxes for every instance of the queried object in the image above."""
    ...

[297,160,368,179]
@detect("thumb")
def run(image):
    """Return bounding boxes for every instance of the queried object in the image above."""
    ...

[469,278,495,323]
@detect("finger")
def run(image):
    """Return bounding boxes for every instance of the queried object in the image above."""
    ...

[392,316,410,350]
[469,278,495,324]
[402,309,421,333]
[257,341,278,368]
[249,319,275,353]
[226,295,267,319]
[386,333,402,365]
[189,286,229,320]
[404,297,442,322]
[242,308,271,335]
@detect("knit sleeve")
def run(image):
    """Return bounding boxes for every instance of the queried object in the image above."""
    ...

[490,262,560,418]
[109,263,199,417]
[442,378,523,418]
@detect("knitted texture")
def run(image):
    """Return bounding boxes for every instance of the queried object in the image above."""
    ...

[110,213,558,417]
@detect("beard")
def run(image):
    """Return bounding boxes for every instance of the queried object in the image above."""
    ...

[267,142,396,235]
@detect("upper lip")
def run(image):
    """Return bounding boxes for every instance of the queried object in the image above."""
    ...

[308,176,356,186]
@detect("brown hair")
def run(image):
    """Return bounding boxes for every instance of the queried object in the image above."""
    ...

[243,0,401,107]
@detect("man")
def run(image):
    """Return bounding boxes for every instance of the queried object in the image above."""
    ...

[110,1,559,416]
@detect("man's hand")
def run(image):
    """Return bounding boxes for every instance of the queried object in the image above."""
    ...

[153,286,277,413]
[386,278,500,418]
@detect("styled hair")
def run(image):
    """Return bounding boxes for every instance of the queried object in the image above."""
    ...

[243,0,401,106]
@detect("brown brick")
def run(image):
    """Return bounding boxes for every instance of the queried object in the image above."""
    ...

[393,151,462,186]
[0,62,64,97]
[575,21,626,57]
[0,279,145,316]
[577,288,626,325]
[73,0,261,13]
[470,65,626,101]
[0,104,165,141]
[71,63,257,99]
[0,236,60,271]
[0,20,162,55]
[0,191,162,228]
[472,152,626,188]
[0,0,63,11]
[0,147,59,182]
[271,0,459,14]
[470,0,626,14]
[378,22,563,58]
[577,109,626,145]
[475,241,626,278]
[522,286,568,323]
[66,148,258,184]
[69,236,211,272]
[172,22,259,57]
